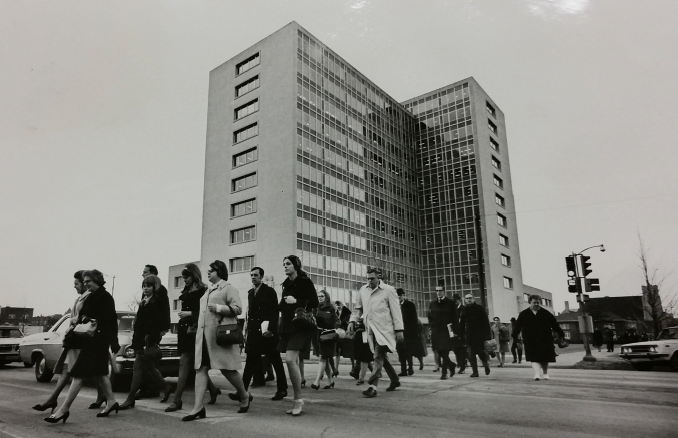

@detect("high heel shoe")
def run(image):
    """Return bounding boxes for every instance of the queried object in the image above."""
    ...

[44,411,69,424]
[118,400,135,411]
[301,379,306,387]
[237,394,251,413]
[32,401,57,412]
[323,381,335,389]
[208,387,221,405]
[160,387,174,403]
[96,402,119,417]
[165,400,182,412]
[310,383,319,390]
[88,398,106,409]
[286,400,304,416]
[181,407,206,422]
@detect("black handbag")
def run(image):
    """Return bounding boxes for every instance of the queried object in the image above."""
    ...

[292,307,317,332]
[319,329,338,342]
[215,306,243,346]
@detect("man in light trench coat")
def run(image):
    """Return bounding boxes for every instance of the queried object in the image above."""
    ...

[348,268,404,398]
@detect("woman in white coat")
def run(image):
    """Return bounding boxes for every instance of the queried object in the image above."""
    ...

[182,261,250,421]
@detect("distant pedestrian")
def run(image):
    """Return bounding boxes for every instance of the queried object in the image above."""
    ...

[459,294,491,378]
[512,294,565,381]
[593,329,603,353]
[451,294,466,373]
[428,285,458,380]
[412,320,428,370]
[311,289,338,390]
[396,288,419,376]
[352,319,373,385]
[492,317,510,367]
[348,268,404,398]
[604,328,615,352]
[334,300,353,376]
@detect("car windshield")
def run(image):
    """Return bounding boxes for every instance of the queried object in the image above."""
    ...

[117,314,135,331]
[657,328,678,340]
[0,329,22,338]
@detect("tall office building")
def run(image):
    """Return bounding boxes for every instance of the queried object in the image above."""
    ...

[199,21,525,320]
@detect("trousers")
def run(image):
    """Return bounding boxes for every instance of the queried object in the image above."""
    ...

[467,342,489,374]
[242,347,287,391]
[367,338,399,388]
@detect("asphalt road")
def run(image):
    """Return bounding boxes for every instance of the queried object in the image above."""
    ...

[0,361,676,438]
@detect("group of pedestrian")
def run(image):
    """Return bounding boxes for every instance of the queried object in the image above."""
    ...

[35,258,566,424]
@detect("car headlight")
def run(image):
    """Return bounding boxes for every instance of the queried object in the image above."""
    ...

[123,346,136,358]
[650,346,658,353]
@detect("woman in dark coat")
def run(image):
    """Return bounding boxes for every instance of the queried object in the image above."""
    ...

[311,290,338,390]
[428,287,458,380]
[45,270,121,423]
[352,318,373,384]
[278,255,319,416]
[119,275,172,409]
[166,263,220,412]
[512,294,565,381]
[334,300,353,376]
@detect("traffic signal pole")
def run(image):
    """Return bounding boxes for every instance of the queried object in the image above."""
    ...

[574,252,596,362]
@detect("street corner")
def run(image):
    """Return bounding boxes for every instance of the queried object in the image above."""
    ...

[571,357,635,371]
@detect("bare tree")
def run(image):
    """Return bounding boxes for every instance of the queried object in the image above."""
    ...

[637,233,676,337]
[127,295,140,312]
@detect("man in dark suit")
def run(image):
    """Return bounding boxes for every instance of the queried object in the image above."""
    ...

[396,288,419,376]
[237,267,288,401]
[459,293,491,378]
[451,294,467,374]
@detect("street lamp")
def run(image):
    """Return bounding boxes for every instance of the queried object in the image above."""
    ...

[573,244,605,362]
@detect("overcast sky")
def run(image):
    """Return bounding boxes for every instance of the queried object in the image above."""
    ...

[1,0,676,316]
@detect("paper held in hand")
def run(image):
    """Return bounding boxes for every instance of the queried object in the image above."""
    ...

[261,321,269,332]
[447,323,455,338]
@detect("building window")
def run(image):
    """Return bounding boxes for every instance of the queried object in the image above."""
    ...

[499,234,509,247]
[233,147,258,168]
[232,173,257,192]
[501,254,511,267]
[173,299,179,311]
[234,99,259,120]
[524,293,530,302]
[235,76,260,98]
[488,119,498,134]
[497,213,507,227]
[231,198,257,217]
[174,276,183,288]
[230,255,255,273]
[234,123,258,143]
[490,137,499,153]
[495,193,505,208]
[486,101,496,117]
[491,156,501,171]
[503,277,513,289]
[544,299,552,307]
[230,226,256,244]
[493,174,503,189]
[236,53,260,76]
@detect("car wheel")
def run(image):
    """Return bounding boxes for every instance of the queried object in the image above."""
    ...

[670,353,678,372]
[633,362,653,371]
[35,354,54,382]
[23,361,33,368]
[108,359,130,392]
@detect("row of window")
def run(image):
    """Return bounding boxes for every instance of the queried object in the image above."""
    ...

[233,147,258,168]
[234,123,258,144]
[236,53,260,76]
[235,76,260,98]
[232,172,257,192]
[235,99,259,121]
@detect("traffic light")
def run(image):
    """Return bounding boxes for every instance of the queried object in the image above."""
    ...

[580,255,592,277]
[567,278,580,293]
[584,278,600,292]
[565,256,577,278]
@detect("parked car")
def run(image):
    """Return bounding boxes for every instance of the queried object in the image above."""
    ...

[19,311,180,390]
[0,325,26,366]
[619,326,678,371]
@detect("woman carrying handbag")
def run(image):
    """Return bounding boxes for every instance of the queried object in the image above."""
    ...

[311,290,338,390]
[45,270,121,424]
[182,261,250,421]
[119,275,172,409]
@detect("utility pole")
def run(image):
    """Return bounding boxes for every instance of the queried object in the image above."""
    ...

[573,252,595,362]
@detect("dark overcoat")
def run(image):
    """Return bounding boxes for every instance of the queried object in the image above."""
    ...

[278,275,319,334]
[400,300,421,355]
[69,287,119,378]
[177,285,208,354]
[459,303,491,348]
[131,292,170,350]
[512,307,565,363]
[245,283,280,354]
[428,297,458,351]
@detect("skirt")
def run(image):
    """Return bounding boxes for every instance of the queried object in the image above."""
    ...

[353,331,373,363]
[318,338,336,359]
[499,340,510,353]
[278,331,312,360]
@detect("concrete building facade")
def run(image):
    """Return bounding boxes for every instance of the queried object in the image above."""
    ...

[193,21,528,320]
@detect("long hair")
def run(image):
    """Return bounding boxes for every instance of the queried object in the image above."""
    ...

[182,263,206,289]
[284,254,307,278]
[82,269,106,287]
[318,289,332,307]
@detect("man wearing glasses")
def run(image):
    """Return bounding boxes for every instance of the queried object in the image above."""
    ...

[459,294,492,378]
[348,268,404,398]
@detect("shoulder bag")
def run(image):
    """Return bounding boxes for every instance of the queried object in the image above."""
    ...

[292,307,317,332]
[72,318,98,337]
[216,306,243,346]
[319,329,338,342]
